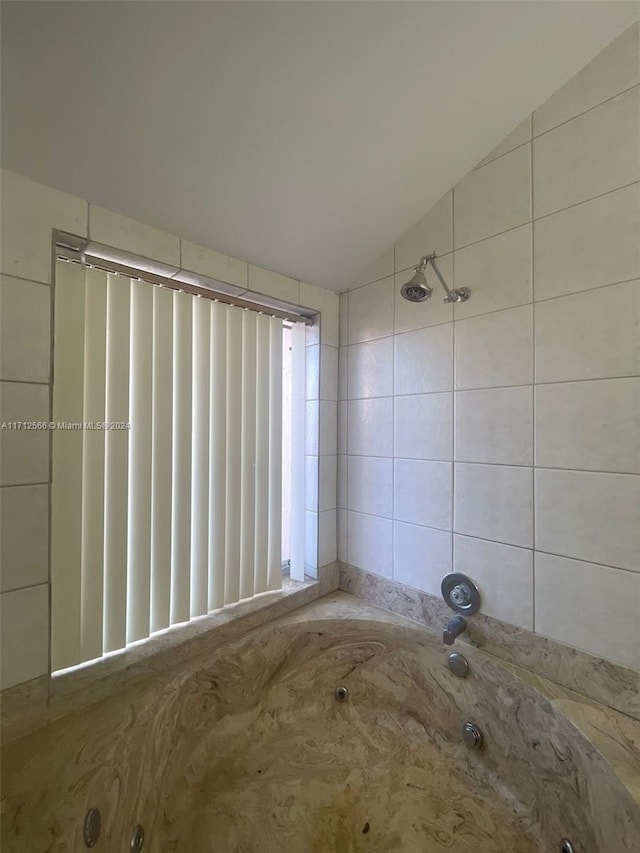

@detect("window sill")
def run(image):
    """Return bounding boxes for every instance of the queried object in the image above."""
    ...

[2,576,321,744]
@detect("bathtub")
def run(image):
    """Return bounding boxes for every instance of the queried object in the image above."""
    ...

[1,592,639,852]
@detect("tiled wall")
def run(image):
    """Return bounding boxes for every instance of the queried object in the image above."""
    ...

[0,170,338,689]
[338,23,640,671]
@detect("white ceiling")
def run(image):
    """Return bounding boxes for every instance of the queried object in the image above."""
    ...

[2,2,638,291]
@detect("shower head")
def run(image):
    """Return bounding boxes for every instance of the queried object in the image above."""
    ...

[400,252,471,304]
[400,267,433,303]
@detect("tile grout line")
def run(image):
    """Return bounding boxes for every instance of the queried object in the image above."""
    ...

[469,81,640,177]
[346,275,639,348]
[530,118,537,634]
[345,452,639,477]
[531,81,640,141]
[391,245,396,582]
[345,512,640,576]
[347,371,640,401]
[451,188,456,577]
[344,294,349,566]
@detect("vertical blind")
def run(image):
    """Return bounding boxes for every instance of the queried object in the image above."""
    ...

[51,261,285,671]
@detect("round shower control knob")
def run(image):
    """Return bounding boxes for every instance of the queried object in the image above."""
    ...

[441,573,481,615]
[462,722,483,750]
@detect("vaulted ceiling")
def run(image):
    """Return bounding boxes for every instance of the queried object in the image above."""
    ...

[2,1,638,290]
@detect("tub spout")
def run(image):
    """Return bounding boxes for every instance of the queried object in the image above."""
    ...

[443,615,467,646]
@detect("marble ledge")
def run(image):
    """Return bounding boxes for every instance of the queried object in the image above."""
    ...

[1,563,340,745]
[338,562,640,723]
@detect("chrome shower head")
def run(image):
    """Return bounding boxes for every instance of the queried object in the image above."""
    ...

[400,252,471,304]
[400,268,433,302]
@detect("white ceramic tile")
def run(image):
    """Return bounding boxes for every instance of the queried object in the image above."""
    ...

[347,398,393,457]
[534,281,639,383]
[454,224,532,320]
[535,469,639,571]
[533,87,640,219]
[533,23,640,136]
[347,511,393,578]
[306,345,320,401]
[395,323,453,395]
[475,117,532,169]
[319,400,337,456]
[394,393,453,461]
[394,459,452,531]
[455,462,533,548]
[454,145,531,249]
[394,522,452,596]
[534,184,640,301]
[180,240,247,288]
[0,583,49,689]
[394,255,454,333]
[1,170,88,284]
[305,401,319,455]
[339,292,349,348]
[300,282,340,347]
[337,508,347,562]
[248,265,299,304]
[337,454,347,509]
[536,379,640,474]
[455,387,533,466]
[304,510,318,572]
[305,455,318,511]
[338,347,348,401]
[0,382,49,486]
[0,276,50,382]
[394,192,453,273]
[454,535,533,629]
[348,277,394,344]
[318,455,337,512]
[455,305,533,390]
[351,248,394,288]
[347,456,393,518]
[535,553,640,670]
[337,401,347,455]
[320,346,338,401]
[0,484,49,593]
[347,337,393,399]
[90,205,179,266]
[318,509,337,567]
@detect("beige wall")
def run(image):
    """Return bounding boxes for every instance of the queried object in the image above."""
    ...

[0,173,339,688]
[338,23,640,670]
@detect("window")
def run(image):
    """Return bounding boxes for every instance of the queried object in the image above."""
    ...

[51,258,306,671]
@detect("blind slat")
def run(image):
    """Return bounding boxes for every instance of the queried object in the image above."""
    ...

[224,307,242,604]
[240,311,257,600]
[208,301,227,610]
[51,262,86,670]
[103,274,131,653]
[127,281,153,643]
[253,314,270,594]
[268,316,284,589]
[289,322,306,581]
[170,291,192,625]
[190,296,210,617]
[80,268,107,662]
[150,286,173,632]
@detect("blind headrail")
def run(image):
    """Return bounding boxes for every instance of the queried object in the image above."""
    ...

[55,233,315,326]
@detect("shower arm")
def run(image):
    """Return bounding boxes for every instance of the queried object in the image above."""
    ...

[420,253,471,303]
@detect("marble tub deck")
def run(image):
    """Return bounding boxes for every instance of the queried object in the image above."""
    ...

[1,593,639,852]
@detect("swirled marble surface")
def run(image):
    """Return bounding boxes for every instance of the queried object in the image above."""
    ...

[1,593,638,852]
